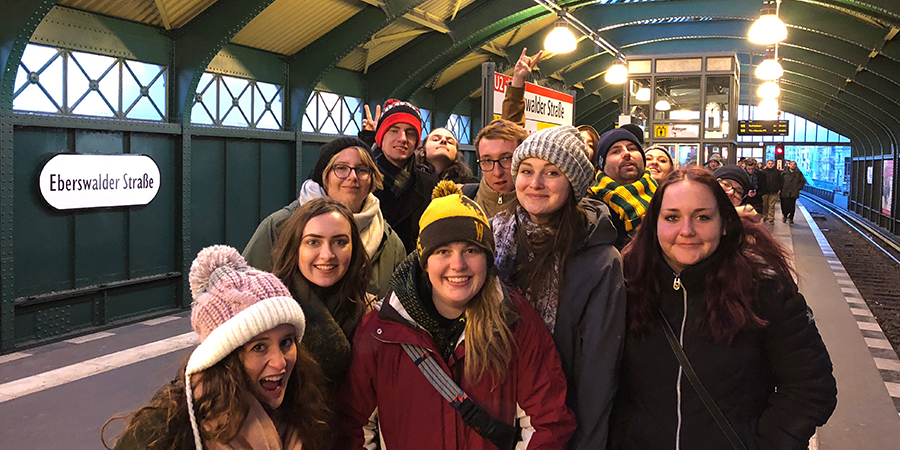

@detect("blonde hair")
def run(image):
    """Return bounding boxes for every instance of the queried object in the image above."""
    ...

[323,146,384,193]
[463,274,516,386]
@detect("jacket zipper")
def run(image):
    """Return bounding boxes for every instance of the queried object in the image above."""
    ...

[673,272,688,450]
[498,194,503,205]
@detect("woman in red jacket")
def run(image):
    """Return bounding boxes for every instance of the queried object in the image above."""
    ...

[334,181,575,450]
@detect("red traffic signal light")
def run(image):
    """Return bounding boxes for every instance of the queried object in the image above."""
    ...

[775,145,784,154]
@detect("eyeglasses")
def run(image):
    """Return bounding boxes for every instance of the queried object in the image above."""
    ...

[331,164,373,180]
[717,179,745,198]
[477,156,513,171]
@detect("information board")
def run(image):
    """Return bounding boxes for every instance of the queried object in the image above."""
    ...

[738,120,789,136]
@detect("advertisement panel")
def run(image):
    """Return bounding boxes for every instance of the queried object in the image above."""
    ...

[883,159,893,216]
[492,73,573,133]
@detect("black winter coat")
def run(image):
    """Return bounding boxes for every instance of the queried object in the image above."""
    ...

[760,167,783,196]
[371,146,438,253]
[610,259,837,450]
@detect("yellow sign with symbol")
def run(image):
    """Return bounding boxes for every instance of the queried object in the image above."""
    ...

[654,125,668,138]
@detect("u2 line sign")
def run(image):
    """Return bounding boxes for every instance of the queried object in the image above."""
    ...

[39,154,161,210]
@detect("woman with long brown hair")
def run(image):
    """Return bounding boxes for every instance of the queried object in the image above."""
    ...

[490,125,625,450]
[104,245,330,450]
[270,197,374,392]
[334,182,575,450]
[415,127,477,184]
[611,167,837,450]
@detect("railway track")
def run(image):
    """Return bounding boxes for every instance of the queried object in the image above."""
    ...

[800,194,900,357]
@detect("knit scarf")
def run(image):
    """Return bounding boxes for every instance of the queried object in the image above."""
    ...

[491,206,562,332]
[297,179,385,257]
[587,170,658,232]
[204,392,303,450]
[389,253,466,360]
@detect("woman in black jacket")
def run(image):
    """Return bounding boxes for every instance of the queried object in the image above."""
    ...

[611,167,837,450]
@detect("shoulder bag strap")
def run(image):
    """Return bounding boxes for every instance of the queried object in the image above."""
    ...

[658,310,748,450]
[401,342,518,450]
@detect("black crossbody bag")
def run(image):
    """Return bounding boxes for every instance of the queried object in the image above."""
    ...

[401,342,520,450]
[658,309,748,450]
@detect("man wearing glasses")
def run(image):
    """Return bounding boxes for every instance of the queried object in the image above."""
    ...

[466,119,529,217]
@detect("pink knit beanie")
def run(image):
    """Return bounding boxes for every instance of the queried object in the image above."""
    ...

[184,245,305,450]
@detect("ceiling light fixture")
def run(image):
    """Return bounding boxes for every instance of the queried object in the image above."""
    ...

[655,99,672,111]
[533,0,628,73]
[605,61,628,84]
[758,81,781,99]
[544,17,577,53]
[635,87,651,102]
[748,0,787,45]
[756,58,784,80]
[758,98,780,118]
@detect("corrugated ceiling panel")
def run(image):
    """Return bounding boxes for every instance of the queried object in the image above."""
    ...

[164,0,218,29]
[488,15,555,49]
[59,0,163,27]
[415,0,480,21]
[432,53,489,89]
[232,0,364,55]
[337,48,367,71]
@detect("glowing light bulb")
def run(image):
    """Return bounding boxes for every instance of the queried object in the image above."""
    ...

[758,98,780,118]
[605,63,628,84]
[655,100,671,111]
[544,21,577,54]
[635,87,651,102]
[755,59,784,80]
[748,15,787,45]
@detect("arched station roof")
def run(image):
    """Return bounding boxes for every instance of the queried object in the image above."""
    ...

[1,0,899,155]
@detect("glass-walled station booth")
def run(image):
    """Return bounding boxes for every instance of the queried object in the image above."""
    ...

[622,53,739,167]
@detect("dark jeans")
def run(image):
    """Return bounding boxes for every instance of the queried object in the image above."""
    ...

[781,196,797,219]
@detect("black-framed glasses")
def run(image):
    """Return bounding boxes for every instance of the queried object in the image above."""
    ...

[717,178,745,198]
[477,156,513,171]
[332,164,372,180]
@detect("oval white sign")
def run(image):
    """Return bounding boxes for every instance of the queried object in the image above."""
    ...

[39,154,161,210]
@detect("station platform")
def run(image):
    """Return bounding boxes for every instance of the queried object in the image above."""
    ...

[0,199,899,450]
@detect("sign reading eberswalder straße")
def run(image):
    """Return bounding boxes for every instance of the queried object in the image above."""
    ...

[39,154,161,210]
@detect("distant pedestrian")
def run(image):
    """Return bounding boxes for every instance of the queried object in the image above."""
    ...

[743,157,765,213]
[704,153,723,172]
[103,245,330,450]
[781,160,806,224]
[760,159,784,223]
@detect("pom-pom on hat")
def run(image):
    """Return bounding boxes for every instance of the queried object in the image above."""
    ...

[417,181,494,269]
[594,127,644,171]
[309,136,371,186]
[374,99,423,150]
[184,245,305,450]
[511,125,595,202]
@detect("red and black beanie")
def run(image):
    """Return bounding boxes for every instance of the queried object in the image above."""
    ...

[374,99,423,149]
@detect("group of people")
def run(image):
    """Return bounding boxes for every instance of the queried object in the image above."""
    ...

[103,50,837,450]
[707,155,808,225]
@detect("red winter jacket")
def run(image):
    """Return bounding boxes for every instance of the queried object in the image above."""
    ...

[334,286,575,450]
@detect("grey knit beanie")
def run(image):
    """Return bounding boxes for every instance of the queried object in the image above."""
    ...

[511,125,595,201]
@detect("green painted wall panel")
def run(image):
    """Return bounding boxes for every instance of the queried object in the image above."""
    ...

[13,128,73,298]
[105,281,178,322]
[225,140,261,249]
[301,141,323,181]
[16,297,96,343]
[75,130,124,155]
[259,141,294,221]
[74,210,127,287]
[191,137,226,256]
[128,133,177,277]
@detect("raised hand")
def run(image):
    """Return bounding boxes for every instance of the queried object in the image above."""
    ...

[511,47,543,88]
[362,104,382,131]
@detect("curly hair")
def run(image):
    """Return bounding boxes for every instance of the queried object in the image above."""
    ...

[622,167,796,343]
[103,346,330,450]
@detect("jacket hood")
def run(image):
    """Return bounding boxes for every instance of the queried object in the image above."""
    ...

[578,197,618,250]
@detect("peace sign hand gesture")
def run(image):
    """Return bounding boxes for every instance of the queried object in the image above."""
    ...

[362,104,382,131]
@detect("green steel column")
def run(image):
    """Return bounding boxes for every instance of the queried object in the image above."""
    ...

[0,1,57,351]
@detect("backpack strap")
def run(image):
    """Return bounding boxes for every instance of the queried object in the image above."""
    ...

[401,342,519,450]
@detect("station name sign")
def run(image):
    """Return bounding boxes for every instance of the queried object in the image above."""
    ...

[39,154,161,210]
[492,73,573,133]
[738,120,789,136]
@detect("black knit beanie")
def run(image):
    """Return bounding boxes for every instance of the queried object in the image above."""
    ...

[714,165,750,193]
[309,136,371,186]
[594,128,644,171]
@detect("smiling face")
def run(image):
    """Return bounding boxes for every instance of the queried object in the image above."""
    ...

[424,128,458,165]
[425,242,488,319]
[657,180,723,273]
[604,140,645,184]
[381,123,418,167]
[324,148,371,213]
[239,323,297,410]
[579,130,596,160]
[515,157,571,224]
[645,148,673,181]
[478,138,517,194]
[297,212,352,288]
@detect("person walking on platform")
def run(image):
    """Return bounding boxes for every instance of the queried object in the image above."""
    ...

[242,136,405,297]
[760,159,783,223]
[743,157,765,214]
[781,161,806,224]
[491,125,625,450]
[704,153,723,172]
[587,128,658,250]
[610,167,837,450]
[270,198,377,394]
[415,127,477,184]
[104,245,330,450]
[359,99,438,252]
[467,119,529,217]
[335,181,576,450]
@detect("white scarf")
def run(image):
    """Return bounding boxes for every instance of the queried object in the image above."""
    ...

[297,180,385,258]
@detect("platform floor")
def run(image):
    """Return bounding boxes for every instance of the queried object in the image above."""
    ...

[0,199,899,450]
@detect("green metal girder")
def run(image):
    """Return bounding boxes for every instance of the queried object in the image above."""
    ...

[563,54,613,87]
[582,75,622,96]
[780,0,887,50]
[538,38,605,77]
[431,56,508,128]
[575,92,618,123]
[780,96,870,151]
[286,5,390,129]
[624,37,757,57]
[881,39,900,62]
[585,103,625,133]
[784,28,870,67]
[574,94,606,118]
[778,45,857,77]
[863,55,900,88]
[576,0,757,28]
[170,0,277,122]
[602,20,750,49]
[0,1,57,110]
